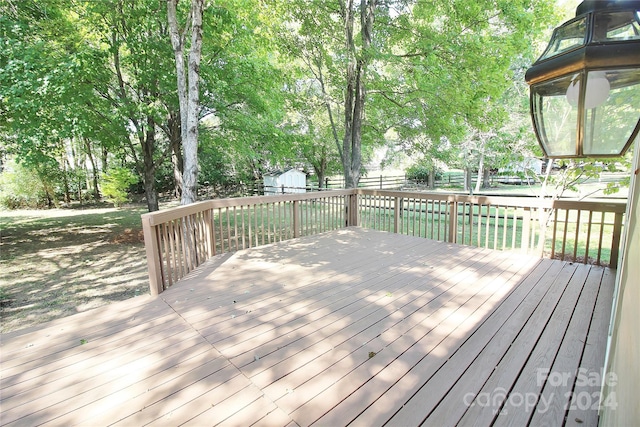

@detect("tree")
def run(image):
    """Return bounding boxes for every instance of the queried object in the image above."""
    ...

[2,0,560,207]
[386,1,555,169]
[276,0,556,188]
[168,0,204,205]
[101,167,138,207]
[341,0,376,188]
[293,112,343,188]
[80,0,185,211]
[274,0,383,188]
[0,0,114,205]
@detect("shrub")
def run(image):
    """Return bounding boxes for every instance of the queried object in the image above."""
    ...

[100,167,138,207]
[0,161,48,209]
[406,163,442,184]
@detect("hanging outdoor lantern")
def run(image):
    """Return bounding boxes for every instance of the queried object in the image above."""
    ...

[526,0,640,158]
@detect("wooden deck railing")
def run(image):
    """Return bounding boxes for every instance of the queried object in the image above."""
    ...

[357,190,625,269]
[142,189,626,295]
[141,190,356,295]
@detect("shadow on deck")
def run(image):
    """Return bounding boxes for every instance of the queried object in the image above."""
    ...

[0,228,614,426]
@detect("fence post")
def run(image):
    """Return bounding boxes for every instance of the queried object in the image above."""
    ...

[293,200,301,238]
[142,214,164,296]
[609,211,623,269]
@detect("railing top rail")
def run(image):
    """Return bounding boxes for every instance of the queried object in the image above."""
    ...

[142,188,627,227]
[142,189,356,226]
[551,199,626,213]
[356,189,627,213]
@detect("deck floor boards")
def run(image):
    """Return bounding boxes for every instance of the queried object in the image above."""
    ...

[0,227,614,426]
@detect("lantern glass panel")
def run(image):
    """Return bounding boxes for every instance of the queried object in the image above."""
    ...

[592,11,640,41]
[532,74,579,156]
[539,17,587,61]
[583,68,640,155]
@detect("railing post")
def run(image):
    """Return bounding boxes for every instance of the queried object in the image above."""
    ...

[345,191,359,227]
[610,211,623,269]
[448,201,457,243]
[394,197,401,233]
[293,200,301,238]
[142,214,164,296]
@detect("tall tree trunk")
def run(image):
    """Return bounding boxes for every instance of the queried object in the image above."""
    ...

[168,112,184,198]
[313,152,327,190]
[474,152,484,193]
[464,167,473,193]
[142,117,159,212]
[168,0,204,205]
[101,145,108,173]
[482,167,491,189]
[341,0,375,189]
[83,137,101,200]
[61,154,71,203]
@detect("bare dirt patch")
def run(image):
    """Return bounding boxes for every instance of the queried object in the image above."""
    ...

[0,205,152,333]
[110,228,145,244]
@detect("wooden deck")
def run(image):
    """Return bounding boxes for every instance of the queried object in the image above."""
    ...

[0,227,614,426]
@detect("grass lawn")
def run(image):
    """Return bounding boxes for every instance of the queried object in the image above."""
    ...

[0,186,624,333]
[0,204,152,333]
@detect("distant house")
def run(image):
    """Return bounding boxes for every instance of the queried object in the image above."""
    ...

[263,169,307,195]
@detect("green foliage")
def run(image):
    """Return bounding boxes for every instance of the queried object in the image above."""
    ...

[405,163,442,183]
[100,168,138,207]
[0,160,48,209]
[602,154,633,195]
[539,158,631,199]
[0,0,573,202]
[198,138,238,186]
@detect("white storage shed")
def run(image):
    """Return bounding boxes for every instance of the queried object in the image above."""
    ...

[263,169,307,195]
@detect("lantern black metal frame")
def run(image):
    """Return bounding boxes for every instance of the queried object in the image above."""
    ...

[526,0,640,158]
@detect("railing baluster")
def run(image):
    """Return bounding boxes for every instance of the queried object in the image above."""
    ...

[168,221,177,283]
[260,204,265,245]
[273,202,278,242]
[584,210,593,264]
[521,209,530,253]
[596,211,605,265]
[574,210,581,262]
[511,209,517,251]
[492,205,498,250]
[476,204,482,248]
[500,206,505,250]
[438,199,443,239]
[551,209,559,260]
[561,209,569,260]
[177,218,186,276]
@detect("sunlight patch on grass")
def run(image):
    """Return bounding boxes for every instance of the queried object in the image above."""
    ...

[0,204,150,333]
